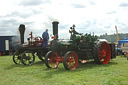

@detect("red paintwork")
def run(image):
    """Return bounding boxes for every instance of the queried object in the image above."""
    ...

[29,32,33,40]
[55,57,63,62]
[23,32,43,47]
[47,51,78,70]
[48,52,59,68]
[51,35,57,39]
[65,51,78,70]
[98,42,111,64]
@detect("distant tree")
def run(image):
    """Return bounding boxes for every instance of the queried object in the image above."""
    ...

[120,38,124,40]
[105,33,107,35]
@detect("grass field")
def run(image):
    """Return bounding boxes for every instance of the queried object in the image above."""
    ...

[0,55,128,85]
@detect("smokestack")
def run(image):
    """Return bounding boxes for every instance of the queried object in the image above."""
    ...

[52,21,59,39]
[19,24,25,44]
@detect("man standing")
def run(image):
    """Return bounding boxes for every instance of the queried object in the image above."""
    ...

[42,29,49,47]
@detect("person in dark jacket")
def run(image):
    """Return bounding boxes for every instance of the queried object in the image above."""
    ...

[42,29,49,47]
[69,24,79,40]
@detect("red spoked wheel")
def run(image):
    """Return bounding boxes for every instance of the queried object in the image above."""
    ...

[98,42,111,64]
[45,51,59,68]
[92,42,111,64]
[63,51,78,70]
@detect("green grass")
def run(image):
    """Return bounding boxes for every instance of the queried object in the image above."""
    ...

[0,55,128,85]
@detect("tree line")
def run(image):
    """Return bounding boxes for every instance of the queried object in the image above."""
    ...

[98,33,128,42]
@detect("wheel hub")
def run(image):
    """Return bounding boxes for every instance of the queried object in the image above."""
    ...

[26,56,31,60]
[18,56,21,59]
[101,50,106,57]
[98,42,111,64]
[67,57,74,62]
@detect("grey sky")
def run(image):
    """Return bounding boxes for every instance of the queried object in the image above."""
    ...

[0,0,128,40]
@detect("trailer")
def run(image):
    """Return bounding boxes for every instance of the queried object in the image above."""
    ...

[0,36,17,55]
[44,21,116,70]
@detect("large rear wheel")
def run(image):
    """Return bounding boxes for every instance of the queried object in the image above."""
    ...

[45,51,59,68]
[92,42,111,64]
[63,51,78,70]
[21,51,35,65]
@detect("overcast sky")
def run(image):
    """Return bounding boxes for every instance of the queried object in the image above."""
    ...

[0,0,128,39]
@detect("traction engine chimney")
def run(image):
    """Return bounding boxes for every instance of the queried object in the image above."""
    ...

[52,21,59,39]
[19,24,25,44]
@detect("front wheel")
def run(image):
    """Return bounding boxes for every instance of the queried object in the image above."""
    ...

[45,51,59,68]
[21,51,35,65]
[63,51,78,70]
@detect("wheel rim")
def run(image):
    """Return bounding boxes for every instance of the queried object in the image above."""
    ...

[64,51,78,70]
[21,51,35,65]
[46,51,59,68]
[13,52,22,64]
[98,42,111,64]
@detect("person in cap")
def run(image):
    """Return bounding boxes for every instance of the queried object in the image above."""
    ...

[72,24,79,34]
[42,29,49,47]
[69,24,79,40]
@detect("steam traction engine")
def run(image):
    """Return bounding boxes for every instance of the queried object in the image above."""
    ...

[45,21,116,70]
[13,24,49,65]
